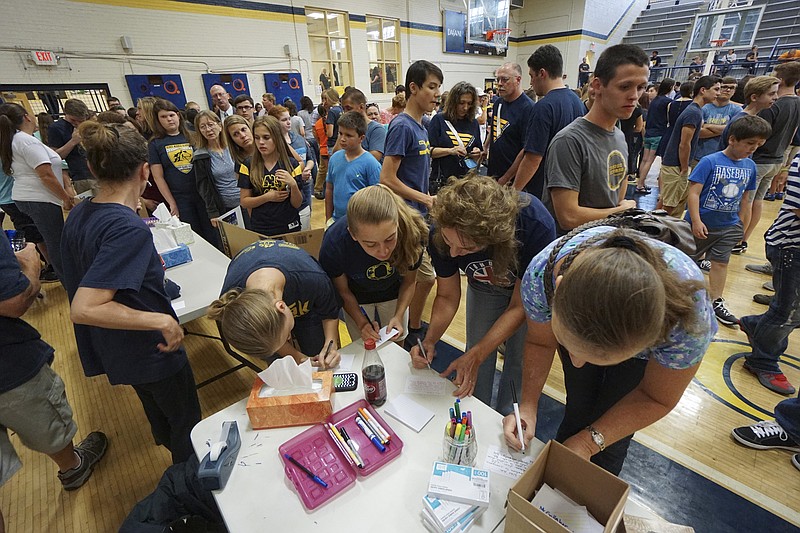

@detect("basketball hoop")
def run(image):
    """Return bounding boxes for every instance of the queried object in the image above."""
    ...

[710,38,728,49]
[487,28,510,54]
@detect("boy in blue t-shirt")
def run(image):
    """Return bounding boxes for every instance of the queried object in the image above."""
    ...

[686,115,771,326]
[325,111,381,222]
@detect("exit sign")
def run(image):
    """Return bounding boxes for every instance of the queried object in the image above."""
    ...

[30,50,58,66]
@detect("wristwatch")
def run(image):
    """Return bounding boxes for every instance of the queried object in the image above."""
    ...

[586,425,605,452]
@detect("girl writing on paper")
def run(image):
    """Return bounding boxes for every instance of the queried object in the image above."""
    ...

[503,226,716,474]
[208,240,341,369]
[319,185,428,344]
[60,121,201,464]
[408,175,556,416]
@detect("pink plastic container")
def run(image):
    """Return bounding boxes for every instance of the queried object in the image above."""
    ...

[278,399,404,510]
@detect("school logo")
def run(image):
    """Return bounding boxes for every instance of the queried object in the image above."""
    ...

[418,139,431,156]
[165,143,193,174]
[464,259,514,287]
[607,150,627,190]
[446,131,474,148]
[259,173,287,192]
[366,262,395,281]
[288,300,310,317]
[492,115,509,141]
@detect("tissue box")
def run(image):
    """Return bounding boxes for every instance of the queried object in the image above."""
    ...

[246,372,333,429]
[156,221,194,245]
[160,244,193,269]
[505,441,629,533]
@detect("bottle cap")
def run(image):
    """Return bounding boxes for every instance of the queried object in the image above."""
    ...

[364,339,376,350]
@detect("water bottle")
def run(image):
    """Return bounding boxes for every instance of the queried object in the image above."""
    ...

[4,230,26,252]
[362,338,387,406]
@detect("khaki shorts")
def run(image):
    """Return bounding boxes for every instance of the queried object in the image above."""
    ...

[343,299,409,342]
[0,365,78,486]
[754,162,783,200]
[415,248,436,283]
[660,165,689,213]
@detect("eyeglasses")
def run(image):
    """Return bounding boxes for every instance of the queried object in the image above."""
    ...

[236,105,254,111]
[198,123,219,130]
[720,85,736,91]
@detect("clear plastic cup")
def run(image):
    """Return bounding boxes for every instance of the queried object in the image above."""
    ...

[442,426,477,466]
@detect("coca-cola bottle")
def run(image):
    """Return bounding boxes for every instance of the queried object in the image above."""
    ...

[361,338,387,406]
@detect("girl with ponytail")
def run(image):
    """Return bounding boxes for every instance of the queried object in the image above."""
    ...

[319,185,428,343]
[60,121,201,464]
[503,225,717,475]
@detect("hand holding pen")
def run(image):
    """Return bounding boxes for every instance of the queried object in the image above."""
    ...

[312,340,340,370]
[409,338,436,370]
[502,380,533,452]
[359,306,381,342]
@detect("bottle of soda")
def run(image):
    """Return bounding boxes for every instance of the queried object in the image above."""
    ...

[362,338,387,406]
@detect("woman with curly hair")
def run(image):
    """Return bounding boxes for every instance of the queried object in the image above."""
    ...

[319,185,428,344]
[409,175,556,414]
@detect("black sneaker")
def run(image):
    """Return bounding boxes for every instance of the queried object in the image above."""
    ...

[731,421,800,452]
[713,298,738,326]
[313,190,325,200]
[731,241,748,255]
[39,264,59,283]
[753,294,773,306]
[403,323,429,352]
[792,454,800,472]
[698,259,711,273]
[58,431,108,490]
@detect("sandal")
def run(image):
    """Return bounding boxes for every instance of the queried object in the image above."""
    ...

[635,186,651,194]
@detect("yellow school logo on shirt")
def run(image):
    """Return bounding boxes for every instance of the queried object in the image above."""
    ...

[367,262,394,281]
[165,143,193,174]
[257,163,303,194]
[418,139,431,156]
[492,115,509,141]
[607,150,627,190]
[288,300,310,317]
[446,131,474,148]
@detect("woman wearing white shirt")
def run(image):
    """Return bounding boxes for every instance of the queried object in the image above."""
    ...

[0,103,76,279]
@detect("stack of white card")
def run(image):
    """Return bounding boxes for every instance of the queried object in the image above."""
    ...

[421,494,486,533]
[530,483,604,533]
[421,462,491,533]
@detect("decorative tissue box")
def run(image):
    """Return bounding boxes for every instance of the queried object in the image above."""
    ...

[246,371,333,430]
[160,244,193,269]
[156,221,195,245]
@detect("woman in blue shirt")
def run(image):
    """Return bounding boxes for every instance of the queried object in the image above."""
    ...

[61,121,200,464]
[319,185,428,343]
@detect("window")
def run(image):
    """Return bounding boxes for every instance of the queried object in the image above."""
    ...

[366,16,401,94]
[306,8,353,92]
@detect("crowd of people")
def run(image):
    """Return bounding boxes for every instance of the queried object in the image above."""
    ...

[1,40,800,530]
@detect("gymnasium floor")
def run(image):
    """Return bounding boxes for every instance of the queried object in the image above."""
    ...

[1,166,799,531]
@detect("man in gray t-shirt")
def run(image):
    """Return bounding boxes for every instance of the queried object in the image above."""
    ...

[543,44,647,234]
[544,117,630,233]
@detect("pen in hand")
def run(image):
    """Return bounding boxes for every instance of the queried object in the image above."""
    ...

[510,379,525,452]
[417,338,432,370]
[316,339,334,370]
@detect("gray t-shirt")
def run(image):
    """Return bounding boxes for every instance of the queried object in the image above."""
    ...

[209,148,240,208]
[543,117,628,233]
[753,95,800,165]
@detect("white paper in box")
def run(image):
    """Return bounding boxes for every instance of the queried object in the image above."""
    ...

[427,462,490,508]
[422,505,485,533]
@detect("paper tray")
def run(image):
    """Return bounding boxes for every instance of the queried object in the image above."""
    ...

[278,399,404,510]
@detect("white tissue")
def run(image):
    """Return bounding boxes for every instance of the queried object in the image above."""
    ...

[257,358,321,397]
[153,202,182,228]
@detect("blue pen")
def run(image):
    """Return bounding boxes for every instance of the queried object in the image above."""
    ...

[355,416,386,452]
[359,306,379,334]
[284,453,328,488]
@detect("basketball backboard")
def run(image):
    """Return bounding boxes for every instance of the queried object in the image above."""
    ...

[688,5,764,52]
[466,0,510,46]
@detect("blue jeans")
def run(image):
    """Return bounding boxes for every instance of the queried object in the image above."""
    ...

[775,394,800,443]
[466,282,527,416]
[16,201,63,279]
[741,245,800,373]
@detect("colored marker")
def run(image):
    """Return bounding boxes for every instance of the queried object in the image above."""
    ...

[510,379,526,452]
[455,398,461,420]
[339,427,365,467]
[358,408,391,443]
[284,453,328,488]
[327,422,362,468]
[355,415,386,452]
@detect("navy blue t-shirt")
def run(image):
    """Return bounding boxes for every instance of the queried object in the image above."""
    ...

[522,88,585,198]
[0,239,54,393]
[384,113,431,213]
[148,133,196,197]
[427,113,483,181]
[319,216,421,304]
[488,94,535,178]
[662,103,704,167]
[718,110,749,150]
[429,192,556,288]
[238,158,304,236]
[48,119,91,180]
[60,201,188,386]
[221,240,339,321]
[644,95,670,138]
[657,99,693,158]
[326,105,343,149]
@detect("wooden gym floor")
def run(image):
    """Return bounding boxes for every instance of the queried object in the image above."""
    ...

[1,193,799,532]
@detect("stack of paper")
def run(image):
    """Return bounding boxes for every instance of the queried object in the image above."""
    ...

[421,462,491,533]
[530,483,604,533]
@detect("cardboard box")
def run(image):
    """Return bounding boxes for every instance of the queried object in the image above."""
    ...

[216,221,324,259]
[505,441,630,533]
[246,371,333,429]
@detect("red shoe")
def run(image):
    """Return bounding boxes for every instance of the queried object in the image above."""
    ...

[743,363,797,395]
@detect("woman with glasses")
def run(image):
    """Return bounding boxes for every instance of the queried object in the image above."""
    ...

[192,110,240,220]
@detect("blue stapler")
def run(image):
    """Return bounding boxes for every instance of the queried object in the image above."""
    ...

[197,421,241,491]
